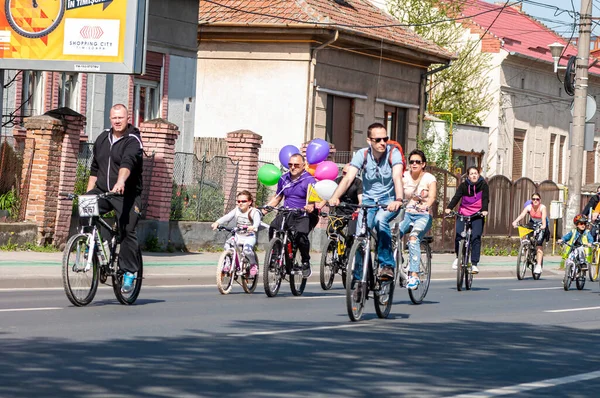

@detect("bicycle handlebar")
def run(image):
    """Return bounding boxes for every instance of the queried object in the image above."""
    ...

[217,225,250,234]
[445,211,482,220]
[59,192,122,200]
[259,206,305,214]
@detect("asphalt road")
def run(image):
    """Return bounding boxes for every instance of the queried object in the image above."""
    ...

[0,275,599,397]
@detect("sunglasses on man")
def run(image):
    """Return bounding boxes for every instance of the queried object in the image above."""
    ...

[370,137,389,143]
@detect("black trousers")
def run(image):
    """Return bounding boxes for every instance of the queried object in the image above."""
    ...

[455,216,484,265]
[84,188,142,273]
[270,211,318,264]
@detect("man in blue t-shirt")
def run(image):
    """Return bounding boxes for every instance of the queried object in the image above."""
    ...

[329,122,404,279]
[263,153,318,278]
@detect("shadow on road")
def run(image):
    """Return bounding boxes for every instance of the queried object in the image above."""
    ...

[0,317,598,397]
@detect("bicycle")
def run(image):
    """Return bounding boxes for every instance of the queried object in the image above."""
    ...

[261,206,310,297]
[345,202,400,321]
[559,241,595,291]
[446,211,483,291]
[319,210,353,290]
[516,224,544,281]
[60,192,143,306]
[215,226,259,295]
[5,0,66,39]
[588,219,600,282]
[392,222,432,304]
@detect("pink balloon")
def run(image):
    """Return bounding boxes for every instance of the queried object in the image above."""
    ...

[314,161,339,181]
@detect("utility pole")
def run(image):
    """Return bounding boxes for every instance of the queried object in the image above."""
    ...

[566,0,593,227]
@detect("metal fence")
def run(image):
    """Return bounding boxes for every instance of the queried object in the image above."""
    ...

[171,152,239,222]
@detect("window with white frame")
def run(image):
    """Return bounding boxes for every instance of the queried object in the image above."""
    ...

[57,72,79,111]
[133,80,160,126]
[132,51,164,126]
[20,70,43,119]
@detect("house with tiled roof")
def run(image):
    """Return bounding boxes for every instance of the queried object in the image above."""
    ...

[196,0,454,160]
[452,0,600,184]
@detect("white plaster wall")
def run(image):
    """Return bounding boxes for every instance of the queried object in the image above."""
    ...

[196,43,310,151]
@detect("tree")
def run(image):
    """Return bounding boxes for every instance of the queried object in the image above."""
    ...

[388,0,494,125]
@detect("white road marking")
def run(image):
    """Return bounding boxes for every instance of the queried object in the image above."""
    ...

[545,306,600,313]
[228,323,369,337]
[447,370,600,397]
[0,307,62,313]
[510,287,563,291]
[287,295,345,300]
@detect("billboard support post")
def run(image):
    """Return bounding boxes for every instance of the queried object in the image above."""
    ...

[0,69,4,135]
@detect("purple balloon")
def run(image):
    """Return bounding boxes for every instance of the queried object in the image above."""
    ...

[306,138,330,164]
[279,145,300,167]
[315,161,339,181]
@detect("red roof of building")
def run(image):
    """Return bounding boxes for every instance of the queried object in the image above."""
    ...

[199,0,453,60]
[461,0,600,73]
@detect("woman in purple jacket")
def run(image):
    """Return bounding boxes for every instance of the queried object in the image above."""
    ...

[444,167,490,274]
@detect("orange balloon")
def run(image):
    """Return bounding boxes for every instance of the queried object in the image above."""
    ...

[306,163,318,176]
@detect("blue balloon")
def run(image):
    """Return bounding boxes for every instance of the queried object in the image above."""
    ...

[279,145,300,168]
[306,138,330,164]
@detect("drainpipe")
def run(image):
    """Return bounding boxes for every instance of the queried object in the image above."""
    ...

[417,61,452,146]
[304,30,339,142]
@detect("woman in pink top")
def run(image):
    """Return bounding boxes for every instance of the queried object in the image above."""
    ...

[512,192,547,275]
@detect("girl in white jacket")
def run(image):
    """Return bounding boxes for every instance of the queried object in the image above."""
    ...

[211,190,261,275]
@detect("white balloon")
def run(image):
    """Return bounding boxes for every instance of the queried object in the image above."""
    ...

[314,180,338,201]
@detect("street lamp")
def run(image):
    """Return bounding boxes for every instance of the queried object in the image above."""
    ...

[548,42,566,72]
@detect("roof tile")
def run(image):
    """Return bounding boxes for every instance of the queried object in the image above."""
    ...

[199,0,453,59]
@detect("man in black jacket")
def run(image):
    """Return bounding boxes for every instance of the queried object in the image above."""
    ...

[86,104,143,293]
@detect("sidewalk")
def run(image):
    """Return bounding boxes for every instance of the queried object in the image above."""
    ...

[0,250,565,289]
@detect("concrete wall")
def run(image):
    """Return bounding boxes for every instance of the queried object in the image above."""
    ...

[137,220,329,253]
[314,48,423,152]
[168,56,197,152]
[0,223,37,246]
[147,0,198,58]
[196,42,311,150]
[494,56,600,183]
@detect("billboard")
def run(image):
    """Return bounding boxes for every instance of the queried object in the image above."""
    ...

[0,0,147,74]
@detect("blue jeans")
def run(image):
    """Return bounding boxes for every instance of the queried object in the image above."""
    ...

[357,201,400,268]
[398,212,432,273]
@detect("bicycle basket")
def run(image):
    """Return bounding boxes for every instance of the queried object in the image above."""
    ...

[518,226,533,239]
[78,195,100,217]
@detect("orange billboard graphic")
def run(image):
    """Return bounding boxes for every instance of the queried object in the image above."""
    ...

[0,0,147,74]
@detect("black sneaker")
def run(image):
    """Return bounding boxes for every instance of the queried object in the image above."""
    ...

[379,265,394,279]
[302,262,312,278]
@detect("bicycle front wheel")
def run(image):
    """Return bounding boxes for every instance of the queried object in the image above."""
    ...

[289,250,306,296]
[320,239,337,290]
[241,258,258,294]
[113,248,144,305]
[563,261,573,291]
[5,0,66,39]
[62,233,99,307]
[216,250,235,294]
[263,239,283,297]
[409,243,431,304]
[456,241,465,291]
[590,248,600,282]
[516,243,528,280]
[346,239,368,322]
[576,266,586,290]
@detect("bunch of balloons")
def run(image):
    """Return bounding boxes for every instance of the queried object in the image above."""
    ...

[257,139,340,200]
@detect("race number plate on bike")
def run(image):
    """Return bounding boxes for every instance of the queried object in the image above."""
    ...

[78,195,100,217]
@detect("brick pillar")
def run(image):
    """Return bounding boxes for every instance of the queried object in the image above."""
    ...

[225,130,263,211]
[21,114,66,244]
[48,109,86,246]
[139,118,180,221]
